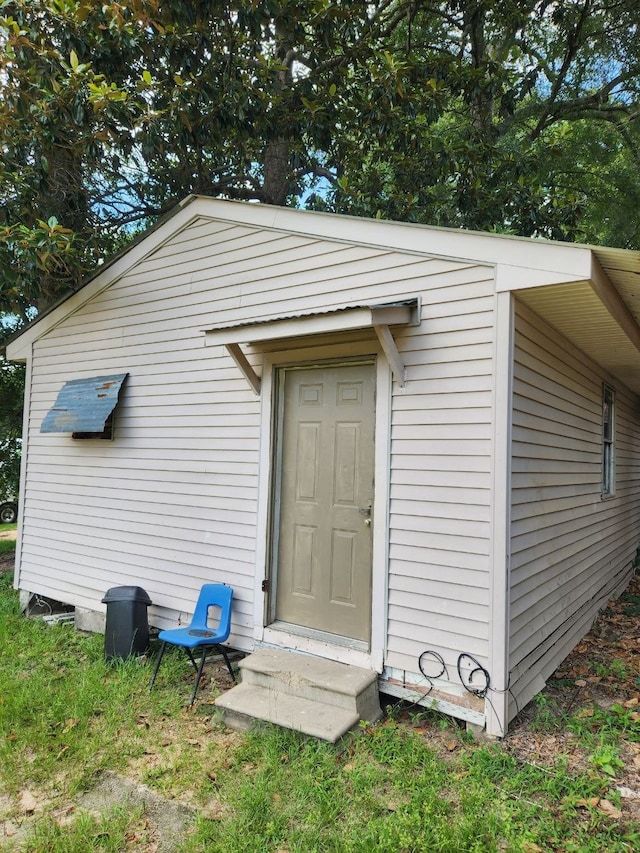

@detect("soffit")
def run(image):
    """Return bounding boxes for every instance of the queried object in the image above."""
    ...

[592,246,640,324]
[516,279,640,395]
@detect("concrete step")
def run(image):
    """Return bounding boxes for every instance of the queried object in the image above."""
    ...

[215,682,360,743]
[239,648,381,719]
[215,648,382,742]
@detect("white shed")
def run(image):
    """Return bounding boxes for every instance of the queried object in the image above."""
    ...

[6,197,640,737]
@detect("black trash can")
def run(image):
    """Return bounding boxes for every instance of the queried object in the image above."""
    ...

[101,586,152,661]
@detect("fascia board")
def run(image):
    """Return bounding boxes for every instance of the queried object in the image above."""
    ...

[5,194,603,359]
[495,257,593,292]
[186,196,595,278]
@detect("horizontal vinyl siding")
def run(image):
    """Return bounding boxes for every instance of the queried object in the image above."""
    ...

[509,302,640,715]
[21,215,495,660]
[385,271,495,678]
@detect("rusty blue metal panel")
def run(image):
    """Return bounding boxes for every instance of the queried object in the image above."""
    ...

[41,374,128,433]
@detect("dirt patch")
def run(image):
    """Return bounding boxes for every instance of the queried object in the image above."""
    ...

[1,774,198,852]
[502,572,640,821]
[0,529,16,575]
[0,553,15,574]
[77,771,197,852]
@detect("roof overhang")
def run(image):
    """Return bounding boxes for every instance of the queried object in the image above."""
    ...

[6,195,640,396]
[204,300,420,394]
[513,253,640,395]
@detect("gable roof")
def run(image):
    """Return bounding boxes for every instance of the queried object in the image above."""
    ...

[6,196,640,392]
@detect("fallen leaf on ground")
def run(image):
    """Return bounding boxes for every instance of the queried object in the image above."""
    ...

[2,821,19,837]
[201,799,225,820]
[18,790,37,813]
[53,805,75,827]
[576,797,600,809]
[598,799,622,819]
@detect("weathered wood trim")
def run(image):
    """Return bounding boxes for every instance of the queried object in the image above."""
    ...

[226,343,261,395]
[13,349,32,593]
[380,679,486,728]
[259,630,375,670]
[487,290,513,737]
[373,324,406,386]
[371,356,392,672]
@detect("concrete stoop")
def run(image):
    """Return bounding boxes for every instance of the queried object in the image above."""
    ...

[214,648,382,743]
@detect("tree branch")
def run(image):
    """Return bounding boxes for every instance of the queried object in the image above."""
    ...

[531,0,594,139]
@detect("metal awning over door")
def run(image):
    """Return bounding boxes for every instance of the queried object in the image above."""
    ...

[204,300,420,394]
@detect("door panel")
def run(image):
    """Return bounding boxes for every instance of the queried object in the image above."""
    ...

[274,362,375,642]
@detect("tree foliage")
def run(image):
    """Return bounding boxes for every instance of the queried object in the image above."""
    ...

[0,320,24,499]
[326,0,640,243]
[1,0,640,321]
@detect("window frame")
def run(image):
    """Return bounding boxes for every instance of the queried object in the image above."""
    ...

[601,383,615,498]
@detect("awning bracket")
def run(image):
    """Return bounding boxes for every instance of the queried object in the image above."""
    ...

[373,323,406,387]
[226,343,261,396]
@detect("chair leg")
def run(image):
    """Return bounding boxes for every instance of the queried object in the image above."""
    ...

[184,648,199,673]
[149,641,167,691]
[218,646,237,682]
[189,646,209,706]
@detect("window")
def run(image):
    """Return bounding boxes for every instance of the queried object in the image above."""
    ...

[602,384,615,497]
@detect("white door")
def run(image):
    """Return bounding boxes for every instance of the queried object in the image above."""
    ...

[274,361,376,643]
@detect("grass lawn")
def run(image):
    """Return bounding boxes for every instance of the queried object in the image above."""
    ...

[0,522,17,558]
[1,552,639,851]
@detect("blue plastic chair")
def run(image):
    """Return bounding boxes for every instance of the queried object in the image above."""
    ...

[149,583,236,704]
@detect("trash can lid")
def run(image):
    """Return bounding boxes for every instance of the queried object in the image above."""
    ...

[101,585,152,605]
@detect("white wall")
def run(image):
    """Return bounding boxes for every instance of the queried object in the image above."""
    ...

[19,213,497,668]
[385,273,496,679]
[509,301,640,716]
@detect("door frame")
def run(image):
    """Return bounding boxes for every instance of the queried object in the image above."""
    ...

[269,357,377,641]
[252,340,392,672]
